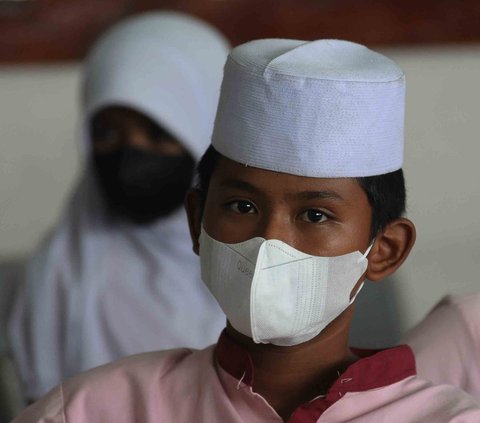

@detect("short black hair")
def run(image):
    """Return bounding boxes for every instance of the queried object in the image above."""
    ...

[196,145,406,238]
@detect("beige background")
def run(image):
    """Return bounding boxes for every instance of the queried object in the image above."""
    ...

[0,65,81,260]
[1,45,480,338]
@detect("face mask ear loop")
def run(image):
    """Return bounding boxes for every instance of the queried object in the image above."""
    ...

[357,241,375,264]
[348,282,365,306]
[350,242,375,304]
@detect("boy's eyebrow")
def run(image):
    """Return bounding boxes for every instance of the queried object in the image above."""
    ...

[219,178,263,195]
[219,178,345,202]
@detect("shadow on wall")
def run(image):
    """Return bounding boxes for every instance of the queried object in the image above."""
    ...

[0,260,26,421]
[0,261,24,351]
[350,276,403,349]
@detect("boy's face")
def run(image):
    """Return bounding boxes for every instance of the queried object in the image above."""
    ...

[199,156,373,258]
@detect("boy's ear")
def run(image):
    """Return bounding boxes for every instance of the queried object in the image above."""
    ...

[185,188,203,255]
[366,218,416,282]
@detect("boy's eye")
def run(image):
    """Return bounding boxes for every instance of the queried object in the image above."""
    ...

[299,209,327,223]
[227,200,256,214]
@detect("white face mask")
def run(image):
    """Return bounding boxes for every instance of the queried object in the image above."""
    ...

[199,228,373,346]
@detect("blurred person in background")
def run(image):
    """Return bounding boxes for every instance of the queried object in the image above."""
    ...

[8,11,229,401]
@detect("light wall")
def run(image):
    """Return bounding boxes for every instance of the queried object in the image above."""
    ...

[0,65,81,260]
[1,45,480,336]
[383,45,480,334]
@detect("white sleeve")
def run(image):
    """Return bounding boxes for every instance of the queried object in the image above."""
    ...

[8,235,73,401]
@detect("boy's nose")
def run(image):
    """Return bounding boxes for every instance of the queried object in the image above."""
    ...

[259,214,296,246]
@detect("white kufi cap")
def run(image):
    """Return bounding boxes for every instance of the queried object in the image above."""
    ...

[212,39,405,177]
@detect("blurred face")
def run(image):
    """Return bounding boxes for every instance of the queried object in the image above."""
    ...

[200,156,373,257]
[90,106,186,156]
[90,106,195,224]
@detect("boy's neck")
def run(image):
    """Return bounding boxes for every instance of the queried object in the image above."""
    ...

[225,307,357,421]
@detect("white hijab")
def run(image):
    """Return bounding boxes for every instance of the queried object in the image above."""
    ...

[9,12,229,400]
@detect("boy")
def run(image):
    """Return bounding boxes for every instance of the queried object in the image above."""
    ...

[14,39,480,422]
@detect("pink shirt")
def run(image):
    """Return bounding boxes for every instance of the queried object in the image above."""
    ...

[14,331,480,422]
[404,293,480,402]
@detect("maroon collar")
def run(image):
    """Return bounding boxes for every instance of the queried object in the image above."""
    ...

[215,330,416,422]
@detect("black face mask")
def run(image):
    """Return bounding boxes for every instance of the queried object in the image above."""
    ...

[93,146,195,225]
